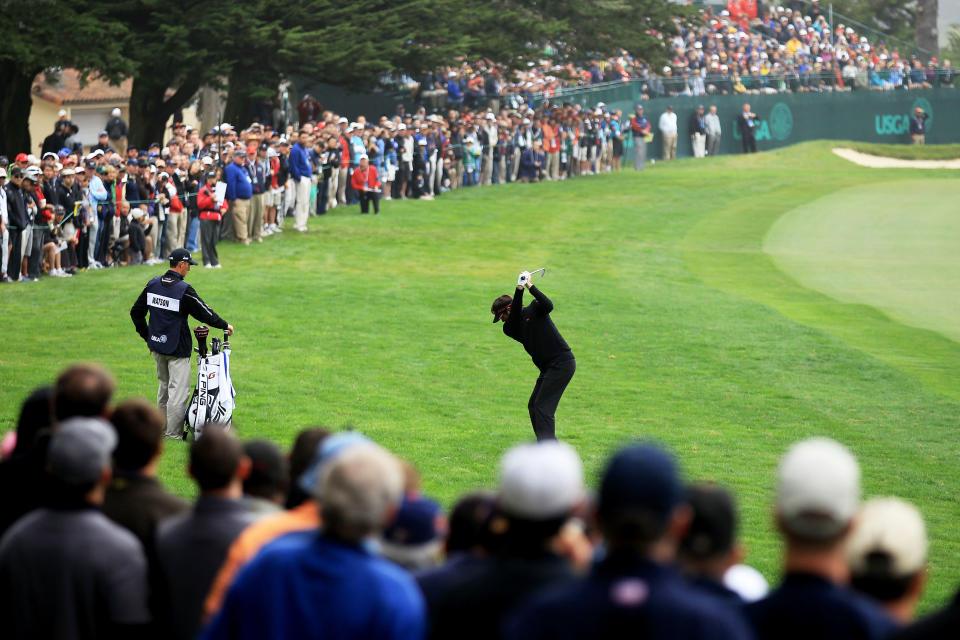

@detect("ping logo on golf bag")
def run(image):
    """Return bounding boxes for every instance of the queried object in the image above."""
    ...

[147,293,181,312]
[208,372,216,379]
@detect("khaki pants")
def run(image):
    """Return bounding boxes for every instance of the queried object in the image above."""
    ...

[231,198,250,243]
[110,136,128,156]
[295,176,311,229]
[165,212,186,254]
[912,134,925,145]
[154,352,191,437]
[545,152,559,180]
[337,167,349,205]
[662,134,677,160]
[248,193,264,241]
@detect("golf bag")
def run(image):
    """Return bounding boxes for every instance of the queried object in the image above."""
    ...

[184,325,235,438]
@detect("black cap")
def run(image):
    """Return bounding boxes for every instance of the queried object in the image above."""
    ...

[679,484,737,559]
[205,171,218,180]
[168,248,198,266]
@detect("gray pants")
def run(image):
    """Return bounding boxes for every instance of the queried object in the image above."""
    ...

[480,153,493,185]
[633,138,647,170]
[154,352,191,437]
[200,218,220,266]
[706,134,721,156]
[337,167,349,205]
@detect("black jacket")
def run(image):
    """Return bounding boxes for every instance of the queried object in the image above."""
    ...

[502,286,574,370]
[3,183,27,230]
[130,270,229,358]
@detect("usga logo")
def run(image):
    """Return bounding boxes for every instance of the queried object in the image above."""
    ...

[876,98,933,135]
[150,334,168,344]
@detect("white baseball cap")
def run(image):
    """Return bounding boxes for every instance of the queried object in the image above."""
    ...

[111,107,121,117]
[846,498,927,578]
[777,437,860,539]
[498,442,584,520]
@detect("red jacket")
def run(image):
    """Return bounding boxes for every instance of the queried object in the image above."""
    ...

[197,183,228,221]
[339,136,350,168]
[350,165,380,192]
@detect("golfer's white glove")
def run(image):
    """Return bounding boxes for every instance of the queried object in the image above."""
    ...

[517,271,531,287]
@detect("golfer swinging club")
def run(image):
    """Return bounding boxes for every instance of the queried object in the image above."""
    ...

[491,270,575,441]
[131,248,233,440]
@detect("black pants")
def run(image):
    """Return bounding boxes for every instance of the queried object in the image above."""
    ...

[528,358,576,441]
[742,135,757,154]
[200,218,220,266]
[359,191,380,214]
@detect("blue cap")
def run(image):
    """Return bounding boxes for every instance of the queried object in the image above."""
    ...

[599,443,682,520]
[298,431,372,493]
[58,148,72,157]
[382,495,446,545]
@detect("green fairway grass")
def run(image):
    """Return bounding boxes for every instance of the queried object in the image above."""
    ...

[844,141,960,160]
[2,141,958,611]
[765,180,960,343]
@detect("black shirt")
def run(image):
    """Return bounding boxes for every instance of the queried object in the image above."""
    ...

[502,286,573,370]
[890,585,959,639]
[746,572,897,640]
[130,270,229,358]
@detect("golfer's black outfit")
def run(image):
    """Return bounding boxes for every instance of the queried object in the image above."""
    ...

[502,285,575,441]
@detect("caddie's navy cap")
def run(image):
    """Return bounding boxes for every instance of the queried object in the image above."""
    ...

[169,248,198,266]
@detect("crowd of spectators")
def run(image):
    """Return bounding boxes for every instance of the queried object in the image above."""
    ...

[399,2,954,106]
[0,362,956,639]
[3,2,955,285]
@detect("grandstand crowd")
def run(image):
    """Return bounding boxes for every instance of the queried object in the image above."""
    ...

[0,363,955,639]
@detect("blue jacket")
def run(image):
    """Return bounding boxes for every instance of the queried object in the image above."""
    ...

[202,532,426,640]
[224,162,252,201]
[289,143,311,181]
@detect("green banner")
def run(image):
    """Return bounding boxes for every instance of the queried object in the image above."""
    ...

[586,88,959,160]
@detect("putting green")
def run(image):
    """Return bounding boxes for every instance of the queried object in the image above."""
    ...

[764,180,960,343]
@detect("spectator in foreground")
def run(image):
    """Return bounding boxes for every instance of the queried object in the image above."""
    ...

[203,427,330,622]
[416,490,497,601]
[242,439,288,518]
[53,362,115,423]
[745,438,896,640]
[505,443,752,640]
[154,428,254,640]
[0,387,53,537]
[0,417,151,640]
[678,483,747,607]
[847,498,928,624]
[425,441,586,640]
[102,398,188,552]
[380,494,447,571]
[890,585,960,640]
[201,440,425,640]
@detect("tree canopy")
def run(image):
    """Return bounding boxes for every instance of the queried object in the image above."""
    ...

[1,0,687,153]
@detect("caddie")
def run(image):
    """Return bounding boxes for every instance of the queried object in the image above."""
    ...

[130,248,233,439]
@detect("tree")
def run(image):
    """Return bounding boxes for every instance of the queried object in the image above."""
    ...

[0,0,130,155]
[916,0,938,55]
[941,23,960,62]
[98,0,246,149]
[830,0,920,54]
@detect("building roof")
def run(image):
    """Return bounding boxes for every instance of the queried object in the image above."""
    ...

[32,69,132,106]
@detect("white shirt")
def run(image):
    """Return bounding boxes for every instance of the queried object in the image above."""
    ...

[658,111,678,135]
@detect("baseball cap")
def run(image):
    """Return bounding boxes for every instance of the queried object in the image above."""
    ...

[47,417,117,485]
[680,484,737,559]
[125,158,138,166]
[847,498,927,580]
[15,153,29,163]
[0,168,6,179]
[205,171,218,179]
[60,168,75,176]
[598,443,682,523]
[498,441,584,520]
[298,431,374,494]
[382,495,447,546]
[168,248,198,266]
[99,130,109,137]
[777,437,860,539]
